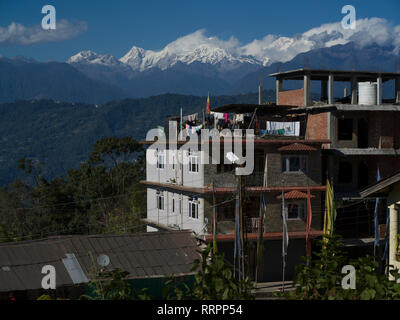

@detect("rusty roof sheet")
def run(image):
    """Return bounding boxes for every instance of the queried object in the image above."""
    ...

[0,231,199,293]
[278,143,318,152]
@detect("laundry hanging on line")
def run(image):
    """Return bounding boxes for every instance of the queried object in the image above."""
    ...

[265,121,300,136]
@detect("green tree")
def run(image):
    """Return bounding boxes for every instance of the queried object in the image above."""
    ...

[0,136,146,242]
[283,235,400,300]
[165,244,254,300]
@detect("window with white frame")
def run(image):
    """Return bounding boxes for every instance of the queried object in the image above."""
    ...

[188,197,199,219]
[157,150,165,169]
[283,201,305,220]
[156,190,164,210]
[188,153,199,173]
[281,155,308,173]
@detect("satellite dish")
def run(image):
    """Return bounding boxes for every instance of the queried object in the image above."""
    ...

[226,152,239,164]
[97,254,110,267]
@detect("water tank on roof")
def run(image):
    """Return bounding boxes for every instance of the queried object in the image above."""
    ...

[358,82,377,105]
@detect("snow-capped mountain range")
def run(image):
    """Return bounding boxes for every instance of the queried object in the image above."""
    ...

[68,17,400,74]
[68,43,266,73]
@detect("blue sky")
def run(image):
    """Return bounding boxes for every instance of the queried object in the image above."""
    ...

[0,0,400,61]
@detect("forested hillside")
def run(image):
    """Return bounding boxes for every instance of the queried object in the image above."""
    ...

[0,91,275,185]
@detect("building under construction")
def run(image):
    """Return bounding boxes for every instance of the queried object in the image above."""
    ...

[141,68,400,282]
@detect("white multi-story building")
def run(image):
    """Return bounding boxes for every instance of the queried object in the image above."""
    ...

[145,141,208,235]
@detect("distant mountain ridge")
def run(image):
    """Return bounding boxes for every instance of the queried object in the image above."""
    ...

[0,91,275,185]
[0,57,127,104]
[68,41,400,98]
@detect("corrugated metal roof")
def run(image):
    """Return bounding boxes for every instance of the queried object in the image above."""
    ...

[0,231,200,293]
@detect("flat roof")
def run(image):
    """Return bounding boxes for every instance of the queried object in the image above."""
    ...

[323,148,400,156]
[211,103,293,114]
[288,104,400,114]
[269,68,400,82]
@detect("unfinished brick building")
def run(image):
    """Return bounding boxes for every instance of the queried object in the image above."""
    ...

[270,68,400,241]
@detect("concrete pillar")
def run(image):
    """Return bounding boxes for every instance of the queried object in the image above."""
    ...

[321,80,327,101]
[303,73,310,107]
[389,204,399,280]
[328,74,334,104]
[276,79,282,105]
[377,76,382,105]
[351,76,358,104]
[395,77,400,104]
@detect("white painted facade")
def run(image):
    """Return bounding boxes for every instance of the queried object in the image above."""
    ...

[145,147,208,235]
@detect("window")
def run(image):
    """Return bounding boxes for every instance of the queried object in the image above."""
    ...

[156,191,164,210]
[189,154,199,173]
[338,118,353,140]
[282,156,308,173]
[172,198,175,213]
[338,162,352,184]
[157,150,165,169]
[284,202,305,220]
[189,197,199,219]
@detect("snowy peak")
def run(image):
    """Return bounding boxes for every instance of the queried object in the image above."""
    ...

[179,45,259,66]
[68,50,122,66]
[116,43,263,71]
[119,46,147,69]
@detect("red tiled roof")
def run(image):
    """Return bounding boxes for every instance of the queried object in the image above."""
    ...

[278,143,317,152]
[276,190,315,199]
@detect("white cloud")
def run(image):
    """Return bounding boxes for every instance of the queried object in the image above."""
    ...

[0,19,88,46]
[240,17,400,64]
[163,29,240,55]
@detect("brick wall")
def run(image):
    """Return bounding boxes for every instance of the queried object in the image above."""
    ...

[305,113,328,140]
[329,111,400,149]
[278,89,304,107]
